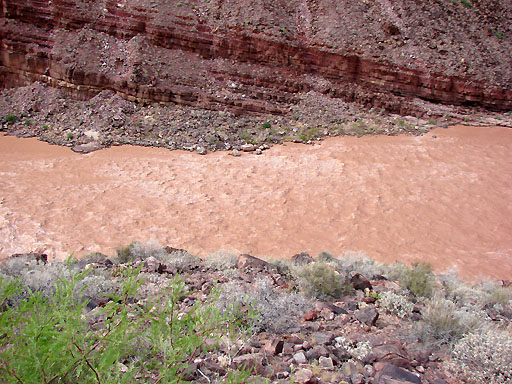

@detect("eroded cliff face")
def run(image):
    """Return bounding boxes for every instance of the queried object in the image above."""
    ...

[1,0,512,116]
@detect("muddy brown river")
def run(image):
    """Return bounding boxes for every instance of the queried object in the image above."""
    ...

[1,125,511,280]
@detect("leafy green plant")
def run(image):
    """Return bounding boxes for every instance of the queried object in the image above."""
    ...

[494,30,504,40]
[5,115,17,124]
[460,0,473,8]
[428,117,437,125]
[0,262,253,383]
[262,121,271,129]
[66,132,74,140]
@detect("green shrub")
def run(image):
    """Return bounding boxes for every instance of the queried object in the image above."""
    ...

[448,327,512,384]
[116,242,137,263]
[460,0,473,8]
[5,115,17,124]
[390,262,436,298]
[292,262,352,300]
[316,251,335,263]
[0,263,253,383]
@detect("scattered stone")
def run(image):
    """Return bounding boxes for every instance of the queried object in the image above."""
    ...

[263,337,284,356]
[231,353,262,371]
[319,356,334,369]
[255,148,262,155]
[71,142,103,153]
[236,253,273,270]
[196,146,207,155]
[231,149,241,157]
[306,345,329,360]
[375,363,421,384]
[312,332,334,345]
[293,351,308,364]
[241,143,256,152]
[294,368,314,384]
[291,252,314,265]
[304,310,319,321]
[355,307,379,326]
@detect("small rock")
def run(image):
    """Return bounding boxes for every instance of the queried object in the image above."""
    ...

[312,332,334,345]
[71,142,103,153]
[355,307,379,326]
[304,310,319,321]
[375,363,421,384]
[255,148,262,155]
[143,256,162,273]
[196,146,207,155]
[291,252,314,265]
[231,353,262,371]
[319,356,334,369]
[294,368,314,384]
[241,143,256,152]
[282,342,295,355]
[364,364,376,378]
[231,149,241,157]
[237,253,273,270]
[263,337,284,356]
[293,351,308,365]
[306,345,329,360]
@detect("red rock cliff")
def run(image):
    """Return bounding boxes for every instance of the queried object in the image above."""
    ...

[1,0,511,115]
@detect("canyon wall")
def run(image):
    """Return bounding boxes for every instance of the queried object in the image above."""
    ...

[1,0,511,115]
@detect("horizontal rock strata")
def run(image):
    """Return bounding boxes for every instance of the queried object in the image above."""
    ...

[1,0,511,115]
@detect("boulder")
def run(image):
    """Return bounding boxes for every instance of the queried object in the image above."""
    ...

[351,273,373,291]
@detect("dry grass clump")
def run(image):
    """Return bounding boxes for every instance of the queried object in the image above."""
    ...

[154,249,201,271]
[335,250,388,278]
[218,277,310,333]
[116,240,168,263]
[416,293,488,346]
[292,261,352,300]
[448,326,512,384]
[379,291,414,318]
[388,262,436,298]
[205,250,238,271]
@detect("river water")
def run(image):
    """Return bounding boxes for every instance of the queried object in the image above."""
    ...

[1,125,511,280]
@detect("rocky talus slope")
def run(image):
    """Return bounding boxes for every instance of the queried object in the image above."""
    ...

[1,249,511,383]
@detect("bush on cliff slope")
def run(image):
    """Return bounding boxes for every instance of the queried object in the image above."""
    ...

[0,262,253,384]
